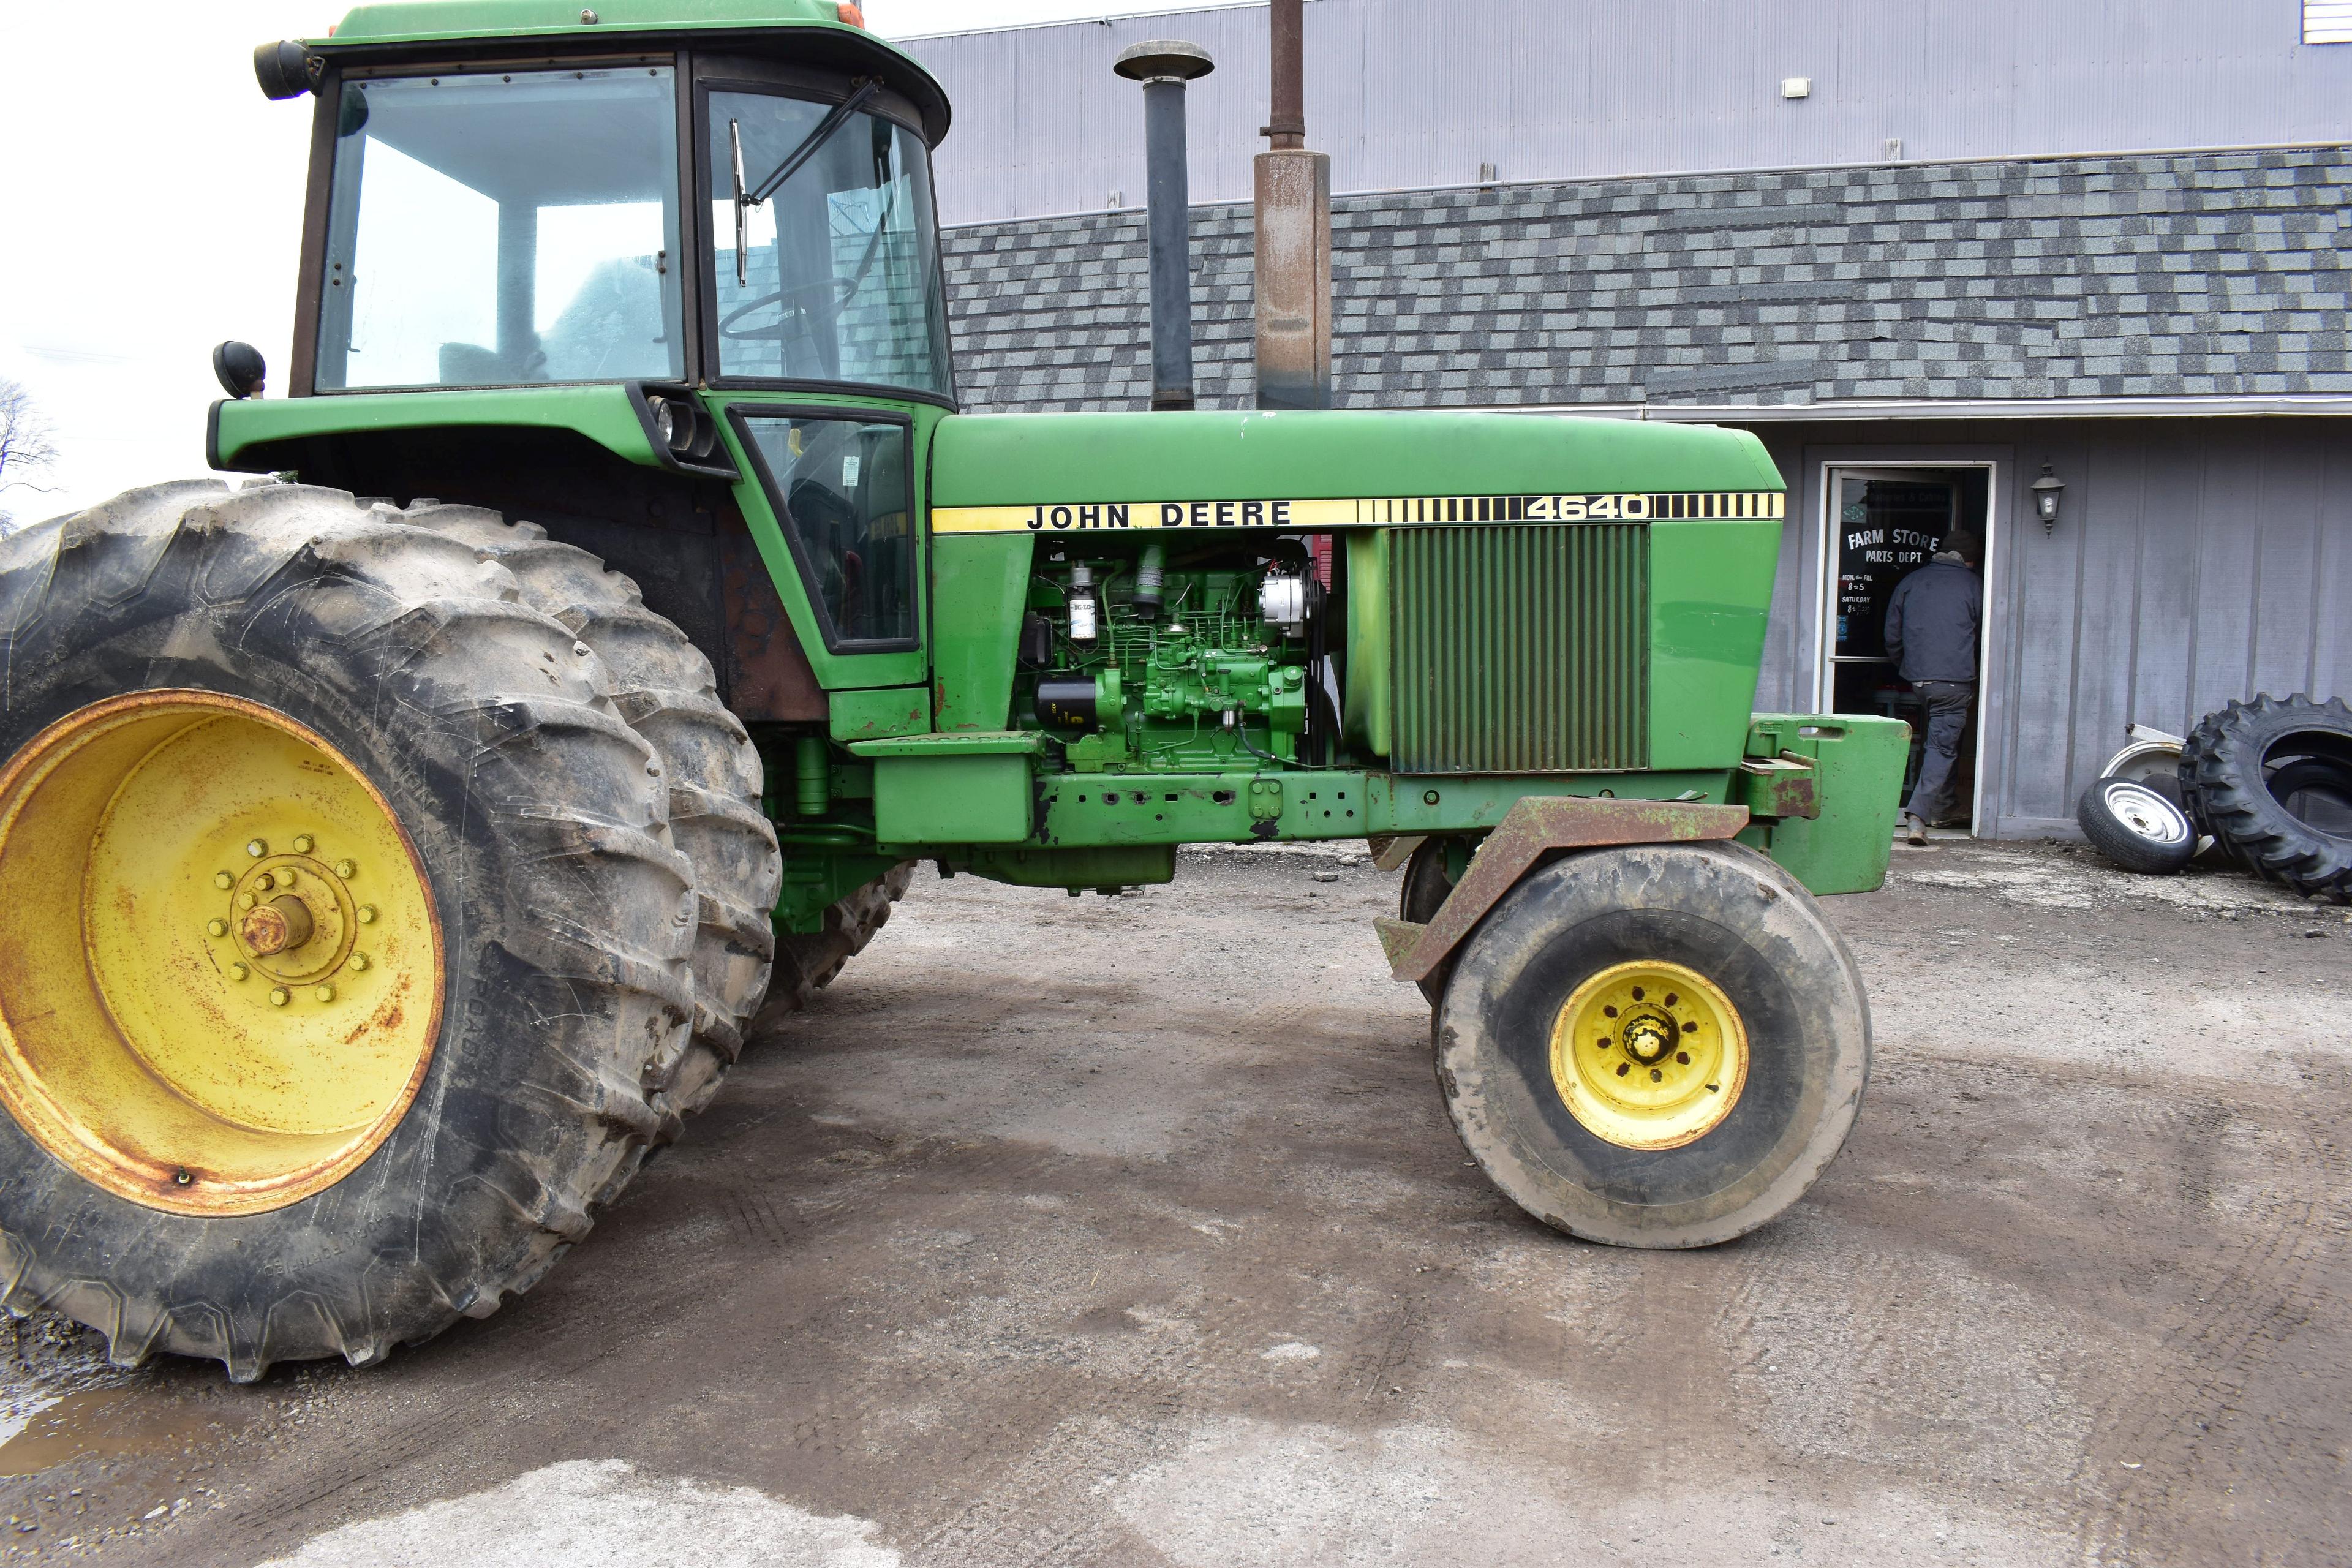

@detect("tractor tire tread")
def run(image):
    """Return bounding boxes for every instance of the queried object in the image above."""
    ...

[404,505,782,1116]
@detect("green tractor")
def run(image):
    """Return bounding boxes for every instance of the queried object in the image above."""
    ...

[0,1,1905,1380]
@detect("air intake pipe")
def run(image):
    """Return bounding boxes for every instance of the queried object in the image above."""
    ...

[1114,40,1215,412]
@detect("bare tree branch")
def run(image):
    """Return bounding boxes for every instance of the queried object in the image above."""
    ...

[0,379,63,529]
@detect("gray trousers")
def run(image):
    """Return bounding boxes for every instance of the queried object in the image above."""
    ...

[1905,680,1976,823]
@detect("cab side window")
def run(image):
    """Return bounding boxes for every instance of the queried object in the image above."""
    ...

[738,415,916,650]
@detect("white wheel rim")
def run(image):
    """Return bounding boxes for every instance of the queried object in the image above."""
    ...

[2103,781,2190,846]
[2100,741,2182,786]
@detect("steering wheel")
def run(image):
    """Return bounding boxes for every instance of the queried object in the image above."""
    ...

[720,277,860,341]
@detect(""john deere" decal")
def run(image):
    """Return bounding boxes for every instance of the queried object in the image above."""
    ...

[930,491,1785,534]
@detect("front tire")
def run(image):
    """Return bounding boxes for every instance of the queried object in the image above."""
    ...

[0,483,695,1379]
[1435,843,1869,1249]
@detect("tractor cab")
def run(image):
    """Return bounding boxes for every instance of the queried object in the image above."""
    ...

[276,2,951,403]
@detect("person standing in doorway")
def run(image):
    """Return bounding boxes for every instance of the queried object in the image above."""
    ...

[1885,529,1983,845]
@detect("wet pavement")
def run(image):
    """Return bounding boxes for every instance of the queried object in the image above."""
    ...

[3,840,2346,1567]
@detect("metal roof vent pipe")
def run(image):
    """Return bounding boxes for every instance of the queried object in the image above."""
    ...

[1255,0,1332,410]
[1114,40,1214,411]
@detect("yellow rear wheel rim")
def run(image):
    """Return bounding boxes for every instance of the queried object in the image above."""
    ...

[0,691,443,1216]
[1549,960,1748,1150]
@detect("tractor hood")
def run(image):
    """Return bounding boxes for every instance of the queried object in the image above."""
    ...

[927,411,1787,533]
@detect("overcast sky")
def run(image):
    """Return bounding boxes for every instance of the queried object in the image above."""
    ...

[0,0,1237,522]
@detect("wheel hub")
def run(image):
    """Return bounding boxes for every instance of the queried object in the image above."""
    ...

[239,894,313,957]
[0,691,442,1216]
[1548,961,1749,1150]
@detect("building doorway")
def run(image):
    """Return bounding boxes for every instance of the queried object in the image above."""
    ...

[1819,466,1994,834]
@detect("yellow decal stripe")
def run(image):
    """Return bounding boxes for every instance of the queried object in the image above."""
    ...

[931,492,1784,535]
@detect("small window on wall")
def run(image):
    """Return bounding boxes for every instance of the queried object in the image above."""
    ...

[736,415,917,650]
[2309,1,2352,43]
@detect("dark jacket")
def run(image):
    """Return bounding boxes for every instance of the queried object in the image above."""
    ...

[1884,555,1982,683]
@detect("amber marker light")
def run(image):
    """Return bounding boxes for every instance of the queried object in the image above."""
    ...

[837,2,867,25]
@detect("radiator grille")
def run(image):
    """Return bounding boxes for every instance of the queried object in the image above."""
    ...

[1388,524,1650,774]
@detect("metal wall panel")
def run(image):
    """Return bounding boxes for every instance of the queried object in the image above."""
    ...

[1746,419,2352,836]
[903,0,2352,228]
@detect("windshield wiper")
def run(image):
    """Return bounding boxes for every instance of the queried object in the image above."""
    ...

[731,79,882,285]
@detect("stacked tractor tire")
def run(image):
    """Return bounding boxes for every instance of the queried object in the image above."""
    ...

[2075,694,2352,903]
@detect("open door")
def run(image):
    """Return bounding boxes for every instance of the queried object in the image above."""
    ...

[1821,467,1992,834]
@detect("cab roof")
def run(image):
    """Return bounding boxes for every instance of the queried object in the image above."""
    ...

[311,0,951,142]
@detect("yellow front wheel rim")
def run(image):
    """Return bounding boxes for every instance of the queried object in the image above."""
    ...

[1549,960,1748,1150]
[0,691,443,1216]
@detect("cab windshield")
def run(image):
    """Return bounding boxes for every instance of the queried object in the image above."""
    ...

[317,68,684,391]
[709,89,951,397]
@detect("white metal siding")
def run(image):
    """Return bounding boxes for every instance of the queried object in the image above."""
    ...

[2309,1,2352,42]
[903,0,2352,227]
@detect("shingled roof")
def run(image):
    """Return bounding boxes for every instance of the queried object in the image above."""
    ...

[941,145,2352,412]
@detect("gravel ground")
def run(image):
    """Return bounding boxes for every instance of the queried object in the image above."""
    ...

[0,839,2345,1567]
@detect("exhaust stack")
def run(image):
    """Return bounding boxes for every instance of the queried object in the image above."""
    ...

[1254,0,1332,410]
[1114,40,1215,412]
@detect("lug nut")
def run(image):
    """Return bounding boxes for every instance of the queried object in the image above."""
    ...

[278,867,297,886]
[255,872,275,891]
[247,839,268,858]
[335,860,358,879]
[357,905,377,924]
[1650,1068,1663,1082]
[269,988,291,1008]
[349,953,371,972]
[315,985,336,1003]
[206,919,229,937]
[214,871,235,890]
[239,893,257,910]
[293,834,315,854]
[229,962,249,981]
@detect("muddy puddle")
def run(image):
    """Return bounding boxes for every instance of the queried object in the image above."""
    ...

[0,1386,246,1477]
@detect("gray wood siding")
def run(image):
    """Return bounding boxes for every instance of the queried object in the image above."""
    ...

[1747,418,2352,835]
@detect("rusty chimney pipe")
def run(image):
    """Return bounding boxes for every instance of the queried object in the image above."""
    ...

[1254,0,1331,410]
[1115,40,1215,412]
[1265,0,1305,150]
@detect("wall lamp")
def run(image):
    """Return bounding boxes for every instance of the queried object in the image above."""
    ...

[2032,462,2066,534]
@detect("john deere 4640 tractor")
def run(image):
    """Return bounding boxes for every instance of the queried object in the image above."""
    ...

[0,1,1905,1379]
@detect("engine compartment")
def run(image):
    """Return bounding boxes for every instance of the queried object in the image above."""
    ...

[1016,536,1343,773]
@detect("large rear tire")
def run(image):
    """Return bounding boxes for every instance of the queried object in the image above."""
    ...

[0,481,695,1379]
[401,504,780,1117]
[1436,842,1869,1249]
